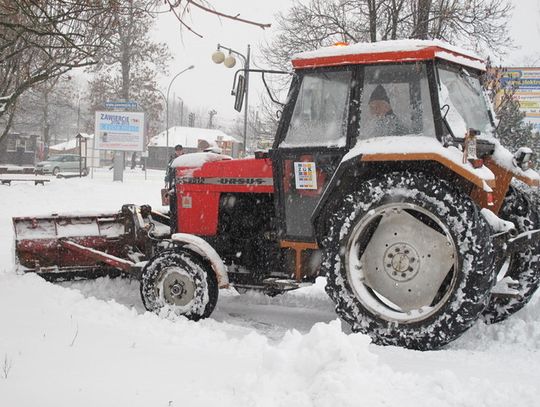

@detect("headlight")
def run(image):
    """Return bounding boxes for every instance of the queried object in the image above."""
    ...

[513,147,534,171]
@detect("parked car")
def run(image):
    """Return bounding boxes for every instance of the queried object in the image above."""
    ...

[35,154,88,176]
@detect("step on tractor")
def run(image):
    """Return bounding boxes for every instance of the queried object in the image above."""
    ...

[13,40,540,350]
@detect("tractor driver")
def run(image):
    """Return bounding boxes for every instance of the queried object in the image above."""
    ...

[367,84,408,137]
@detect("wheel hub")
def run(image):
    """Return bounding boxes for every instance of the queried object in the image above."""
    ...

[161,269,196,307]
[384,243,420,282]
[347,203,457,317]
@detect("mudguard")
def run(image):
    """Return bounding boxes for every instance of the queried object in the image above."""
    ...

[171,233,229,288]
[311,136,500,240]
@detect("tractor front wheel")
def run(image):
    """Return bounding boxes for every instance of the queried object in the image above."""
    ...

[140,248,218,320]
[321,172,494,350]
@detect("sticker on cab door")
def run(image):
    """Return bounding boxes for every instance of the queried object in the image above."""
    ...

[294,162,317,190]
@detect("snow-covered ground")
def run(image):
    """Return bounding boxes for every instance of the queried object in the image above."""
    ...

[1,168,539,406]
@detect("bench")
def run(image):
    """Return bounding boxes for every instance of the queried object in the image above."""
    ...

[0,167,36,175]
[0,175,50,186]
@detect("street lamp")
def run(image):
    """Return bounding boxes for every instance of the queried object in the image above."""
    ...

[212,44,250,155]
[177,96,184,126]
[166,65,194,155]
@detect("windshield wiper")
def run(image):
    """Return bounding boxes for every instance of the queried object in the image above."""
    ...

[459,68,480,95]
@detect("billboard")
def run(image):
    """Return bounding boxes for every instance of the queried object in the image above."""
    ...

[94,111,145,151]
[500,68,540,132]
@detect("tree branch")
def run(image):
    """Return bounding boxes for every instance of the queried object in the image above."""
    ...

[185,0,271,30]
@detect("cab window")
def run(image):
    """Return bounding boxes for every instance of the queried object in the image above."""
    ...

[358,63,435,140]
[282,70,352,147]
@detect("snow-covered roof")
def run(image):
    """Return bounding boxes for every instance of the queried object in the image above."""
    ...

[292,39,485,71]
[49,133,93,151]
[149,126,238,149]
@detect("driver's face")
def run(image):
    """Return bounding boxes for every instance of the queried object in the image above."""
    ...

[369,100,391,117]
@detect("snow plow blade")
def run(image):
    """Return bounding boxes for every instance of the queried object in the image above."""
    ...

[12,205,171,280]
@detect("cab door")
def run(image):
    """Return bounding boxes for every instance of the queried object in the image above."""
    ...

[272,68,359,242]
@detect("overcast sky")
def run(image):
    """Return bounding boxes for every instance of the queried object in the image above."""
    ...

[505,0,540,65]
[152,1,292,127]
[152,0,540,124]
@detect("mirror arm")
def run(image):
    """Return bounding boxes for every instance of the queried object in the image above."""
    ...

[231,68,292,101]
[262,72,285,106]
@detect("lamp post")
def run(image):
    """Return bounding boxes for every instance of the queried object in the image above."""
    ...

[155,88,166,119]
[166,65,194,156]
[177,96,184,126]
[211,44,250,155]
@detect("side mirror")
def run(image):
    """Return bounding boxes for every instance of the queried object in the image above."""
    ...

[234,74,245,112]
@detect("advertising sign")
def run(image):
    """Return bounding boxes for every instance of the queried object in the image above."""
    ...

[294,162,317,190]
[500,68,540,132]
[94,111,145,151]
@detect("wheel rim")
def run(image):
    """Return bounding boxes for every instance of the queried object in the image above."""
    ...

[345,202,458,323]
[157,267,196,307]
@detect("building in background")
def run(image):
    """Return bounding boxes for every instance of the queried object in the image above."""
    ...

[146,126,241,169]
[0,133,40,166]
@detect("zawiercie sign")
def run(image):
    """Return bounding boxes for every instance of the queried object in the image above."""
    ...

[94,111,145,152]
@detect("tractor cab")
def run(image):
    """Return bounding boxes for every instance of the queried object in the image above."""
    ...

[270,40,495,245]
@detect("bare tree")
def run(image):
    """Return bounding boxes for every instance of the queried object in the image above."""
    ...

[0,1,117,141]
[94,0,169,99]
[2,353,12,379]
[11,75,79,146]
[0,0,270,143]
[87,0,170,137]
[163,0,271,38]
[410,0,433,39]
[262,0,513,70]
[419,0,512,49]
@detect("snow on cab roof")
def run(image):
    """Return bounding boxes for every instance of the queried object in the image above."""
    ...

[292,39,485,71]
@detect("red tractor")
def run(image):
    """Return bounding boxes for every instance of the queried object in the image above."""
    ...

[14,40,540,350]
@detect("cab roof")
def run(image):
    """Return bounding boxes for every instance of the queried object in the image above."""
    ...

[292,39,485,71]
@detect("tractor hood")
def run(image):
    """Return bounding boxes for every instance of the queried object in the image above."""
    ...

[174,154,274,191]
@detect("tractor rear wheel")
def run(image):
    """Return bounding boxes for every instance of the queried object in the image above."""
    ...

[321,172,494,350]
[140,248,218,320]
[482,183,540,324]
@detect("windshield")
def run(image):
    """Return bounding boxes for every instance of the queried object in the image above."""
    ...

[437,64,493,137]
